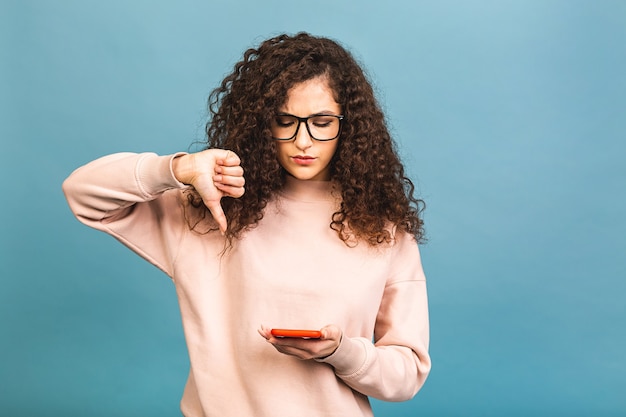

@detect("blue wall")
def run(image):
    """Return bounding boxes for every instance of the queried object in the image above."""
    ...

[1,1,625,416]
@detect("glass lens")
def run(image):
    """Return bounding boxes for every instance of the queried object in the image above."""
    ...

[307,115,340,140]
[271,115,298,140]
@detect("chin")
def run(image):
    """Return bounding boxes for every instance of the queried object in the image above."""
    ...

[287,170,329,181]
[289,173,317,181]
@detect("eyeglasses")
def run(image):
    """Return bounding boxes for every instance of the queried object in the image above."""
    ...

[270,113,344,141]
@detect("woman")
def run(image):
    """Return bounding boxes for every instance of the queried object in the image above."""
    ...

[63,32,431,417]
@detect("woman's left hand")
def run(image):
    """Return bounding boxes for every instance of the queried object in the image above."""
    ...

[258,325,342,360]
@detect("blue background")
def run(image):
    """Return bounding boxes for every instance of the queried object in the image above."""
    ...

[1,1,625,416]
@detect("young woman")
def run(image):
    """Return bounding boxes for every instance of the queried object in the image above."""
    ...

[63,32,431,417]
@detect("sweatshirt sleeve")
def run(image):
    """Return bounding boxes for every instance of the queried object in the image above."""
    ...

[62,152,189,277]
[317,232,431,401]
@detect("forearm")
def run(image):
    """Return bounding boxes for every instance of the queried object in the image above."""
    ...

[318,334,430,401]
[62,152,186,225]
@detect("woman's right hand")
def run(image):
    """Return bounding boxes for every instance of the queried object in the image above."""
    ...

[172,149,245,234]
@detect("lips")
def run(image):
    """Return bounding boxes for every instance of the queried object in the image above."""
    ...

[292,155,316,165]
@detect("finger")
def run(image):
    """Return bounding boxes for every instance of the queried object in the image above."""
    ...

[272,343,326,361]
[204,199,227,235]
[217,150,241,166]
[213,173,245,188]
[258,325,271,340]
[215,183,245,198]
[215,165,244,177]
[271,337,325,351]
[271,343,311,359]
[320,324,341,341]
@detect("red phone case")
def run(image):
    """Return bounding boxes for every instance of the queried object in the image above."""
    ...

[270,329,322,339]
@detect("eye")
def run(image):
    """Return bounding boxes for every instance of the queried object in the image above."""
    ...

[311,116,335,128]
[274,115,296,127]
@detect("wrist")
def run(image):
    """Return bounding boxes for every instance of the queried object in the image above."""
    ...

[172,154,193,185]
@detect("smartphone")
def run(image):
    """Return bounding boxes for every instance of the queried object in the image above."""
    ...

[270,329,322,339]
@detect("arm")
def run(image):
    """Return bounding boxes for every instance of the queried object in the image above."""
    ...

[318,234,431,401]
[62,150,244,275]
[258,232,431,401]
[62,152,189,275]
[62,152,186,225]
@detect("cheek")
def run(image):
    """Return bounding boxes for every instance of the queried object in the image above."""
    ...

[323,142,339,160]
[275,143,285,155]
[275,143,290,163]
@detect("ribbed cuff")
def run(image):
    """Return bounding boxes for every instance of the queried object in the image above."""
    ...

[135,152,188,197]
[315,336,368,377]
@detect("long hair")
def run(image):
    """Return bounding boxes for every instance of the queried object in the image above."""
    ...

[186,32,425,245]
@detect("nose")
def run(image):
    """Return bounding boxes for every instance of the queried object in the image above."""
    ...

[293,120,313,151]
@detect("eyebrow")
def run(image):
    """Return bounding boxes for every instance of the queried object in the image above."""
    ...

[276,111,343,117]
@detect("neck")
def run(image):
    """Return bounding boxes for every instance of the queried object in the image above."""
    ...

[281,175,339,202]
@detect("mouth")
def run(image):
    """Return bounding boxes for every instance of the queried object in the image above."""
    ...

[292,155,316,165]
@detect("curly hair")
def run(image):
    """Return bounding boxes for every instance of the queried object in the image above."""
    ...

[186,32,425,246]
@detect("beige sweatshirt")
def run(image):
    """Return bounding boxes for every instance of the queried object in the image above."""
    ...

[62,152,431,417]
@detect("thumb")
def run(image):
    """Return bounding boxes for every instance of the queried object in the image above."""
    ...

[320,325,342,341]
[220,149,241,166]
[204,199,227,235]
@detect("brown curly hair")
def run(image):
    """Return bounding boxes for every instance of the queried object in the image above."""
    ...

[186,32,425,246]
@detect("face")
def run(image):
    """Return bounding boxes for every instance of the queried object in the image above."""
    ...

[272,77,341,181]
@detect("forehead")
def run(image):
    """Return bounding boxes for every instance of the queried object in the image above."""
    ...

[280,77,340,113]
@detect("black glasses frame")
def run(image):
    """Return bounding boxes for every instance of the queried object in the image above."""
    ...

[271,113,345,142]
